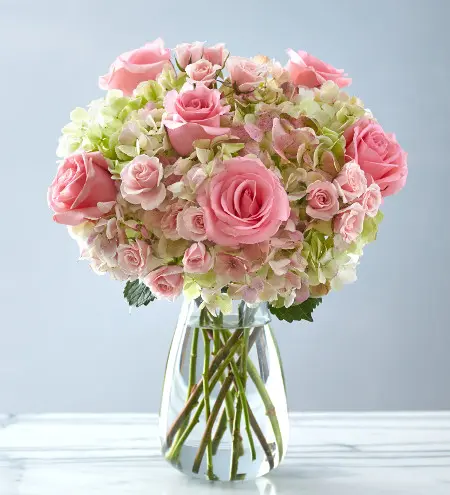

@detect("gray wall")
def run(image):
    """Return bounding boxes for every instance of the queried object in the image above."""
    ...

[1,0,449,413]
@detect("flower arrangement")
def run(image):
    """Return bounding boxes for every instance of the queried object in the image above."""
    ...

[48,38,407,481]
[49,38,407,320]
[49,38,407,321]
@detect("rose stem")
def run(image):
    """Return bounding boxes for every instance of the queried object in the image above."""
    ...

[211,329,236,455]
[230,394,243,480]
[247,357,284,461]
[165,339,243,460]
[248,405,275,470]
[192,373,234,474]
[211,410,227,455]
[170,326,200,456]
[201,329,214,479]
[165,328,244,447]
[223,328,284,461]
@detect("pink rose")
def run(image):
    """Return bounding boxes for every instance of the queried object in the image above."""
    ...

[306,181,339,220]
[344,118,408,197]
[117,240,151,278]
[226,56,266,92]
[358,183,382,217]
[215,253,248,281]
[182,242,213,274]
[48,151,116,226]
[163,84,230,156]
[198,156,290,245]
[120,155,166,210]
[177,206,207,241]
[174,42,204,69]
[333,161,367,203]
[99,39,171,96]
[185,59,221,86]
[203,43,228,66]
[286,49,351,88]
[144,265,183,301]
[161,202,185,240]
[333,203,365,243]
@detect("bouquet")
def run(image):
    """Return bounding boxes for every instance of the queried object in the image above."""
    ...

[48,38,407,480]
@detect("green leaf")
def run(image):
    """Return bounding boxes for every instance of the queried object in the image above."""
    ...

[269,297,322,323]
[123,280,156,307]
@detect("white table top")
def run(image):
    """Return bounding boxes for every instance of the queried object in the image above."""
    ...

[0,413,449,495]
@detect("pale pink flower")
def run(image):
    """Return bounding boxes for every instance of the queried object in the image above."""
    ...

[163,84,230,156]
[272,118,318,162]
[174,42,204,69]
[226,56,266,92]
[182,242,213,273]
[333,161,367,203]
[333,203,365,243]
[215,253,248,281]
[358,182,382,217]
[177,206,207,241]
[144,265,184,301]
[185,59,221,86]
[198,156,290,246]
[295,281,310,304]
[241,242,270,270]
[203,43,228,66]
[117,240,151,278]
[120,155,166,210]
[99,39,171,95]
[306,181,340,220]
[286,49,351,88]
[48,152,116,226]
[344,118,407,197]
[161,201,185,240]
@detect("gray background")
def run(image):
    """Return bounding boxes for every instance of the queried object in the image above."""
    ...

[1,0,449,413]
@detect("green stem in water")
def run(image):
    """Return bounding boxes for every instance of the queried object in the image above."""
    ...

[165,328,244,447]
[247,405,275,470]
[192,373,234,474]
[230,393,243,480]
[201,330,214,480]
[211,409,227,455]
[165,339,243,460]
[170,326,199,456]
[223,328,284,462]
[247,357,284,461]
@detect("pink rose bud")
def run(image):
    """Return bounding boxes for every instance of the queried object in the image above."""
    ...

[333,204,365,244]
[358,183,382,217]
[117,240,151,278]
[198,156,290,246]
[177,206,207,241]
[333,161,367,203]
[163,84,230,156]
[48,151,116,226]
[99,39,171,96]
[286,49,351,88]
[182,242,213,274]
[185,59,221,86]
[144,265,184,301]
[306,181,340,220]
[161,201,185,241]
[174,42,204,69]
[344,118,408,197]
[120,155,166,210]
[203,43,229,67]
[226,56,266,92]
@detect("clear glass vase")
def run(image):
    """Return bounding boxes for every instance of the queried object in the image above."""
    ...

[159,298,289,481]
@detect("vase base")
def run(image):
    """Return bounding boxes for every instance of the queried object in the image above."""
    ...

[164,443,279,481]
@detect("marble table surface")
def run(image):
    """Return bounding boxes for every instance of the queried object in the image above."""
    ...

[0,412,449,495]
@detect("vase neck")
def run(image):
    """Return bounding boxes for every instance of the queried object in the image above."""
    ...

[183,298,271,330]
